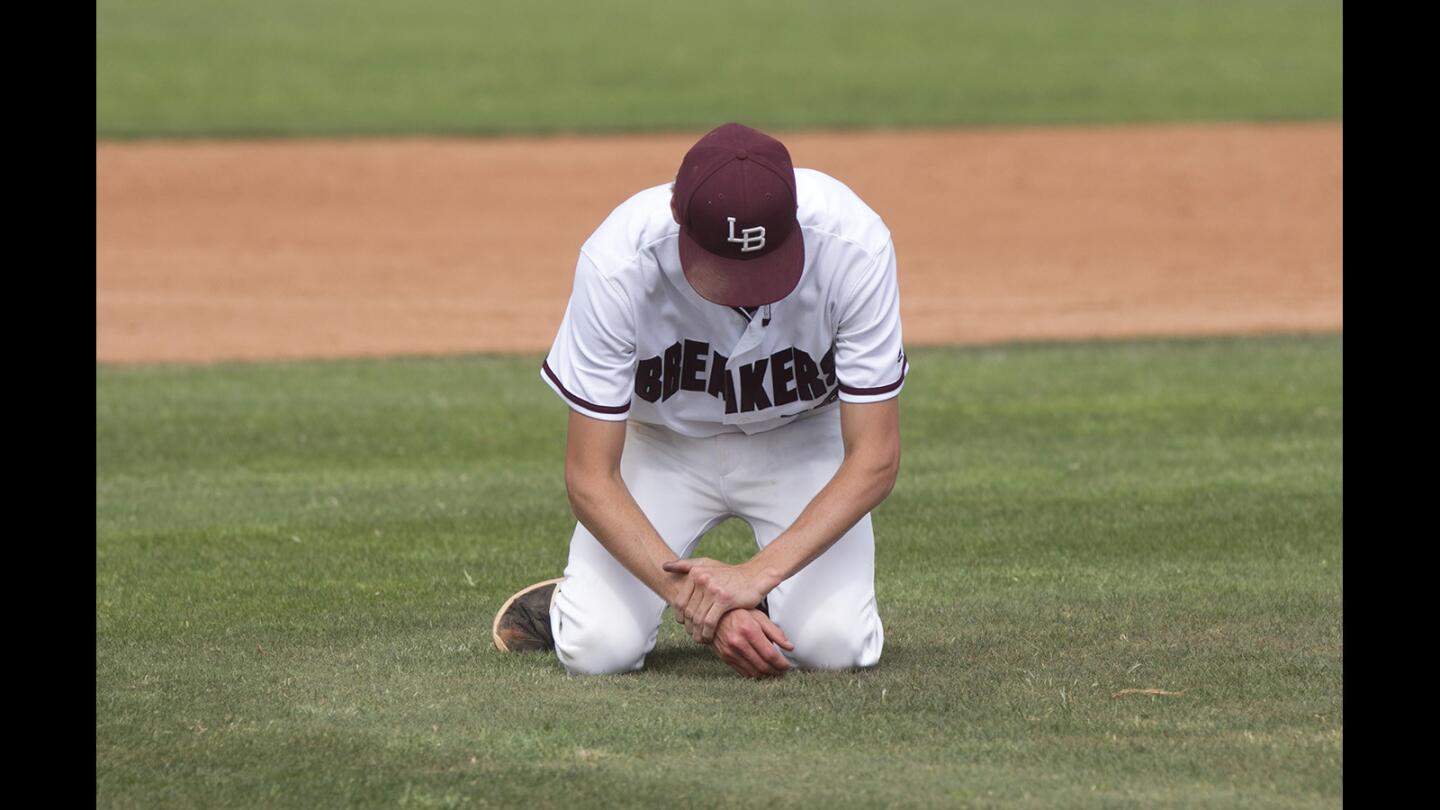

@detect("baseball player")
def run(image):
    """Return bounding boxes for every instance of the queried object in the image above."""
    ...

[492,122,906,679]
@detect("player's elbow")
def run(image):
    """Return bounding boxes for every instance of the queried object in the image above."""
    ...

[563,465,595,516]
[861,443,901,506]
[875,445,901,502]
[564,463,618,520]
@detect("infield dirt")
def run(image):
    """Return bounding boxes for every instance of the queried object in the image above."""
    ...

[96,123,1341,364]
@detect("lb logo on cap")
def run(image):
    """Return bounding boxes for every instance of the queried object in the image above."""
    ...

[725,217,766,252]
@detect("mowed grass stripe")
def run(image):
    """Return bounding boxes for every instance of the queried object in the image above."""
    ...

[96,334,1342,808]
[96,0,1343,137]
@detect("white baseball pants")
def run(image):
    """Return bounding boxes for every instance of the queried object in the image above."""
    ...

[549,412,885,675]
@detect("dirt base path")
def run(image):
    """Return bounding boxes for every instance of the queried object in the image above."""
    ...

[96,123,1341,364]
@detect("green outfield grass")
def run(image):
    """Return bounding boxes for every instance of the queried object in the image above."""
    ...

[95,0,1343,137]
[96,334,1342,808]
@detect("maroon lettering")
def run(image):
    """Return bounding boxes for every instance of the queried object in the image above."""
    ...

[662,341,683,401]
[707,351,739,414]
[739,359,772,413]
[635,356,663,403]
[635,340,836,415]
[793,348,826,401]
[770,347,798,406]
[681,340,709,392]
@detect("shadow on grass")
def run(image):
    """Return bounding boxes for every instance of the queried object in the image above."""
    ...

[496,639,908,681]
[641,644,739,679]
[643,642,901,680]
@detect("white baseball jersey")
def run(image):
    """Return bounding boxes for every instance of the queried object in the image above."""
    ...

[541,168,907,437]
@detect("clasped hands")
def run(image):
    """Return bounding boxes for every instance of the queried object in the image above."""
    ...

[662,557,793,679]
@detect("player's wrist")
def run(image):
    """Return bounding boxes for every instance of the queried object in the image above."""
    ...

[741,559,784,594]
[661,572,688,607]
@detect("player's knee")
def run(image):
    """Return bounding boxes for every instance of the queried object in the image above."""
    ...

[553,616,649,676]
[786,612,883,671]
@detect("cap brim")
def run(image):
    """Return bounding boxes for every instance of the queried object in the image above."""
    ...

[678,225,804,307]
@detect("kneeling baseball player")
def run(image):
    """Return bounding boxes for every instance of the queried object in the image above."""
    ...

[493,123,906,679]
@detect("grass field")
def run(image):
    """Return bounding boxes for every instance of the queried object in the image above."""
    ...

[95,334,1342,808]
[95,0,1343,137]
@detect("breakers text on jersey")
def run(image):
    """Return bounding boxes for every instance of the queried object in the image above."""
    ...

[635,340,841,415]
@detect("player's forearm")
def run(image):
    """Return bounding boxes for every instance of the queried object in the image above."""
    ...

[566,469,685,602]
[743,446,899,589]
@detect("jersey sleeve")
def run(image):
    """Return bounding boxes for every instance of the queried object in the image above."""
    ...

[834,238,908,404]
[540,251,636,420]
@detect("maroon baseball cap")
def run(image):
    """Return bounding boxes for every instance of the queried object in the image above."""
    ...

[672,123,804,307]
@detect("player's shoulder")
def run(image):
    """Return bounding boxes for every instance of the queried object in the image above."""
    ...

[795,168,891,256]
[579,183,679,279]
